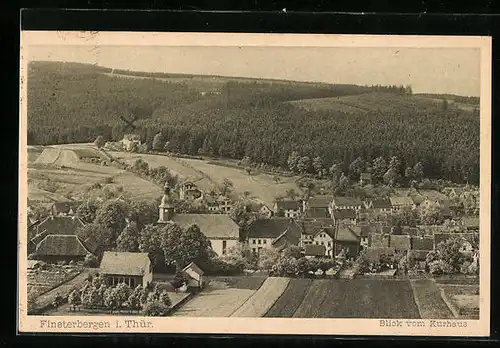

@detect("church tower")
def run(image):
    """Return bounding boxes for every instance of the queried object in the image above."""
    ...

[158,182,175,223]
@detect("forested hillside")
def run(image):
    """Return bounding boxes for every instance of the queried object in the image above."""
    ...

[27,61,480,184]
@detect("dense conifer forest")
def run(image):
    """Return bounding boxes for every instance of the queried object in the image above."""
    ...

[27,61,480,184]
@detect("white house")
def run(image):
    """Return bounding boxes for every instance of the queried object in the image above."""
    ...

[100,252,153,289]
[182,262,205,289]
[389,196,416,212]
[331,197,363,211]
[273,200,301,218]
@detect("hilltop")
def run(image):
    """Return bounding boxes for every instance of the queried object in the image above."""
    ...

[27,61,480,184]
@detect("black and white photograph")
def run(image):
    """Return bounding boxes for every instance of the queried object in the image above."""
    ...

[18,32,491,336]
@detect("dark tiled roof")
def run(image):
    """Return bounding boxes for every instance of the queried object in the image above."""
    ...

[35,235,89,257]
[370,198,392,209]
[100,252,150,276]
[365,247,395,262]
[172,214,240,239]
[336,225,360,242]
[332,197,362,207]
[411,236,434,251]
[369,234,390,248]
[304,244,326,256]
[307,195,333,208]
[306,207,330,219]
[360,225,378,238]
[248,218,302,239]
[275,200,300,211]
[37,216,85,236]
[333,209,356,219]
[301,219,335,235]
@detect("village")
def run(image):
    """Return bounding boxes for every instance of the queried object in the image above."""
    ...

[26,133,480,319]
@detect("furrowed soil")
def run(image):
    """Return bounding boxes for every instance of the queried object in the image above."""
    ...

[410,279,454,319]
[264,278,312,317]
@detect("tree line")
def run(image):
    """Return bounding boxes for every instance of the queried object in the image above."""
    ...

[28,61,479,185]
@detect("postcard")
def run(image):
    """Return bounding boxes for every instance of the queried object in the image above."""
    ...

[18,31,491,336]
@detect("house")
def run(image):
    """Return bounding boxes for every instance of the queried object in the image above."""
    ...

[204,196,220,212]
[359,225,378,248]
[304,244,327,259]
[157,185,241,256]
[303,195,333,219]
[332,209,357,225]
[217,195,232,213]
[368,233,390,248]
[331,197,362,211]
[300,219,335,247]
[182,262,205,289]
[310,227,336,257]
[33,235,90,263]
[246,218,303,255]
[50,201,82,216]
[100,252,153,289]
[179,181,204,201]
[334,225,362,258]
[246,200,273,219]
[121,134,142,151]
[363,198,392,214]
[359,172,372,186]
[36,215,85,236]
[258,204,273,219]
[273,200,301,218]
[389,196,416,212]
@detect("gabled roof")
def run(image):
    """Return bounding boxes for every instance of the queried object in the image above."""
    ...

[389,235,411,251]
[35,235,89,257]
[332,197,362,207]
[364,247,395,262]
[272,226,302,249]
[369,198,392,209]
[37,216,85,236]
[411,236,434,251]
[274,200,300,211]
[332,209,356,220]
[301,219,335,235]
[314,227,336,240]
[306,207,330,219]
[248,218,303,239]
[335,225,360,242]
[172,214,240,239]
[183,262,204,276]
[100,252,150,276]
[369,234,390,248]
[359,225,378,238]
[304,244,326,256]
[307,195,333,208]
[389,196,415,206]
[51,201,82,214]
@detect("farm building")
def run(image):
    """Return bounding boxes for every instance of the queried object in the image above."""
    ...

[389,196,416,212]
[179,181,204,201]
[100,251,153,289]
[204,196,220,212]
[359,172,372,186]
[257,204,273,219]
[302,195,333,219]
[363,198,392,214]
[182,262,205,289]
[50,201,82,216]
[33,235,90,263]
[247,218,303,255]
[157,185,240,256]
[334,225,362,259]
[36,215,85,236]
[121,134,142,151]
[300,219,335,247]
[332,209,357,225]
[273,200,301,218]
[331,197,362,211]
[216,195,233,213]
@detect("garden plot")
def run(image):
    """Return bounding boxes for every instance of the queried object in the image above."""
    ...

[230,277,290,317]
[264,279,312,317]
[436,283,479,319]
[410,279,454,319]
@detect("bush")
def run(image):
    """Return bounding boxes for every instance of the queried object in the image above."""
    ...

[52,293,64,308]
[104,176,114,184]
[84,254,99,268]
[204,257,242,275]
[142,300,169,317]
[429,260,454,275]
[171,271,189,289]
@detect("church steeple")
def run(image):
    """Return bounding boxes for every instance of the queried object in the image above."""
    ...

[158,182,174,223]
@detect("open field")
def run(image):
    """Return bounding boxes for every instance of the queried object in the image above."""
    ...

[410,279,454,319]
[265,279,312,317]
[172,280,256,317]
[230,277,290,317]
[27,145,162,202]
[106,149,301,207]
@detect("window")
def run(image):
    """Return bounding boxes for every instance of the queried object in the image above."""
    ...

[252,248,256,253]
[222,240,227,254]
[252,240,256,244]
[263,240,267,244]
[258,240,262,245]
